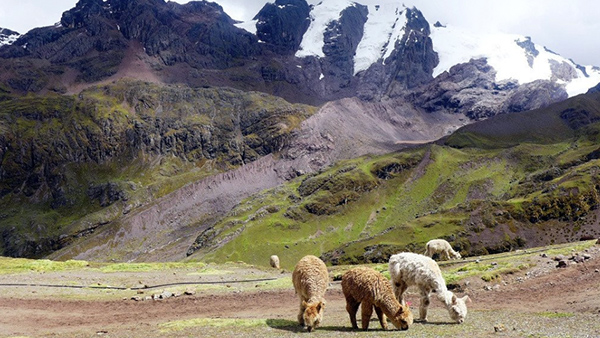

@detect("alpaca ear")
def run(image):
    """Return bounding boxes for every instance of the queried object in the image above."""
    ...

[462,295,472,303]
[451,294,457,305]
[316,301,324,312]
[302,300,308,307]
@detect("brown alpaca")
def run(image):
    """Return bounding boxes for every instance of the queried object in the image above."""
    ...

[341,266,413,331]
[292,255,329,332]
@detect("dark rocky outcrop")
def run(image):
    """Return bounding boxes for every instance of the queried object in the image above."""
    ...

[319,3,369,94]
[587,82,600,94]
[88,182,126,207]
[254,0,311,55]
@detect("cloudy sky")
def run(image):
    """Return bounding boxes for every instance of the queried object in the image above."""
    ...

[1,0,599,66]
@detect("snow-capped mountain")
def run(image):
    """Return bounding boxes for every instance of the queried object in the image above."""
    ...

[238,0,599,98]
[430,23,600,97]
[0,28,20,47]
[295,1,412,75]
[1,0,598,115]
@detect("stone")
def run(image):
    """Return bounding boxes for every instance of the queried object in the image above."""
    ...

[494,324,507,332]
[556,260,568,268]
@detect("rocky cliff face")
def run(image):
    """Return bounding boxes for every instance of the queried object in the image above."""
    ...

[0,80,315,257]
[254,0,311,55]
[408,58,568,120]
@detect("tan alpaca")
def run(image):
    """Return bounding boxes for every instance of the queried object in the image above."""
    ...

[292,255,329,332]
[341,266,413,331]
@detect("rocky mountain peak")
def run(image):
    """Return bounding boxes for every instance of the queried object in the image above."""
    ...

[254,0,311,54]
[60,0,113,29]
[0,28,20,47]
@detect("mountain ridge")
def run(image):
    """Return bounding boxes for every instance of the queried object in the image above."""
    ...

[2,0,596,108]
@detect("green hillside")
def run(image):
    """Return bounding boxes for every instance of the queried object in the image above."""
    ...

[188,92,600,269]
[0,80,317,258]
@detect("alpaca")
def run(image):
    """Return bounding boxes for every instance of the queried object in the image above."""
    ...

[341,266,413,331]
[292,255,329,332]
[424,239,462,260]
[389,252,470,323]
[270,255,280,269]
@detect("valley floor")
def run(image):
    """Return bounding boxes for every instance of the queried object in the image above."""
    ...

[1,242,599,338]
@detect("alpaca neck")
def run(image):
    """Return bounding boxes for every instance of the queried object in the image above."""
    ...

[307,296,322,304]
[375,292,400,316]
[436,289,455,308]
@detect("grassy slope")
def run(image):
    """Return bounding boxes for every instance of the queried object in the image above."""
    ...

[189,92,600,269]
[0,80,317,257]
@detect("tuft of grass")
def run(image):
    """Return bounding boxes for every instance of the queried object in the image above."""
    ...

[0,257,89,274]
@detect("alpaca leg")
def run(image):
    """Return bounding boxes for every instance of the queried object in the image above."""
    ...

[297,299,306,326]
[443,250,451,260]
[393,281,408,305]
[360,301,374,330]
[345,297,360,329]
[374,305,388,330]
[419,289,431,322]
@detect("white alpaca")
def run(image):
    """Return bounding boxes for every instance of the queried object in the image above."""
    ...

[424,239,461,260]
[270,255,280,269]
[388,252,470,324]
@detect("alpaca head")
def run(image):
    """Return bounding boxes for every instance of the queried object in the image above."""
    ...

[448,294,470,323]
[388,304,414,330]
[452,251,462,259]
[302,300,325,332]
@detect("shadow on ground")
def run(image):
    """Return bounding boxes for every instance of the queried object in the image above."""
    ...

[266,319,355,333]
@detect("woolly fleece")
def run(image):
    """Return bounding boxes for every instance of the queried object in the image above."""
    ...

[341,266,413,331]
[292,255,329,332]
[389,252,470,323]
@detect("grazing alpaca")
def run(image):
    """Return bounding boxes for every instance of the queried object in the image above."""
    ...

[292,255,329,332]
[341,266,413,331]
[270,255,280,269]
[389,252,470,324]
[424,239,462,260]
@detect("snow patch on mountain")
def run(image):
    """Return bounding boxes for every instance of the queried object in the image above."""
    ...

[0,29,20,47]
[431,24,600,97]
[295,0,355,58]
[235,19,258,35]
[353,3,407,75]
